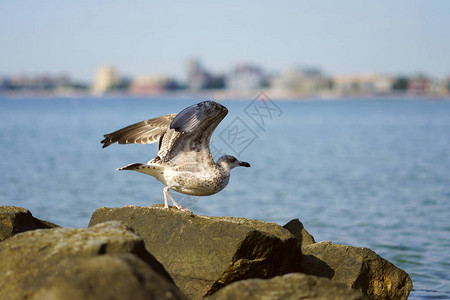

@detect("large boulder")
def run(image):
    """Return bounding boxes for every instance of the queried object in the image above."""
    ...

[31,254,186,300]
[301,241,413,300]
[89,205,302,299]
[283,218,315,247]
[0,221,184,300]
[0,205,59,241]
[207,273,368,300]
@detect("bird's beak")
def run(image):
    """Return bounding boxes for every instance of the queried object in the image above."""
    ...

[239,161,251,167]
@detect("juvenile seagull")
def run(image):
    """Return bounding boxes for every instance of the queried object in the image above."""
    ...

[101,101,251,213]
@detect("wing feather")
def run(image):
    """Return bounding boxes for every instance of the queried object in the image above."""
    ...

[160,101,228,163]
[170,104,204,133]
[101,113,177,148]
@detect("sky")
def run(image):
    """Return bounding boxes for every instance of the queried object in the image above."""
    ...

[1,1,449,82]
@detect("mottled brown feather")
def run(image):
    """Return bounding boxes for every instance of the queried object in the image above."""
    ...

[101,113,177,148]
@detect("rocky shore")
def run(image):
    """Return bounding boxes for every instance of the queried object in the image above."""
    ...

[0,205,413,299]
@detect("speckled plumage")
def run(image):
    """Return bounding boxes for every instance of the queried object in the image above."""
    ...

[101,101,250,212]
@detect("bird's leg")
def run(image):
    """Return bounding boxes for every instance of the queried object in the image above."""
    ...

[163,186,169,209]
[166,189,192,213]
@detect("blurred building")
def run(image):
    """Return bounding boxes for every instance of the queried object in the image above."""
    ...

[226,64,266,91]
[440,77,450,96]
[407,75,431,95]
[332,73,393,96]
[91,65,120,94]
[129,75,179,94]
[186,59,209,90]
[0,74,73,93]
[270,66,331,97]
[186,58,225,90]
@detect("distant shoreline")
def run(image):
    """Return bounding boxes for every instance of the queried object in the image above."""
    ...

[1,90,449,101]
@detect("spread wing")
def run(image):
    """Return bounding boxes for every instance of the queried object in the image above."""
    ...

[170,101,214,133]
[101,113,177,148]
[159,101,228,163]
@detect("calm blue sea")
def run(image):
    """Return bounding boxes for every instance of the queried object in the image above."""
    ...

[0,96,449,299]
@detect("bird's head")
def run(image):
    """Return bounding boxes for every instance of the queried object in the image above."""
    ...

[217,155,251,171]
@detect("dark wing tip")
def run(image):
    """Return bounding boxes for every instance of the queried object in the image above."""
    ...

[101,135,115,148]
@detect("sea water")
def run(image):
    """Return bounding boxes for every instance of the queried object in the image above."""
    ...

[0,97,449,299]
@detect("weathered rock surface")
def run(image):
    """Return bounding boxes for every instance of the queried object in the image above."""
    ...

[301,241,413,300]
[0,205,59,241]
[283,218,316,247]
[89,205,302,299]
[207,273,369,300]
[1,205,413,300]
[0,221,183,300]
[31,254,186,300]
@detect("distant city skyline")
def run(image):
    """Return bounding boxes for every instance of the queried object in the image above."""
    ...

[1,1,449,82]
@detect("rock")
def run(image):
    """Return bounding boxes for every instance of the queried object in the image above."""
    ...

[89,205,302,299]
[31,254,186,300]
[207,273,369,300]
[0,221,181,300]
[0,205,59,241]
[283,218,315,246]
[301,241,413,300]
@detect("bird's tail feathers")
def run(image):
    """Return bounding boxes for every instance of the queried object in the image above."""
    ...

[117,163,143,171]
[117,163,164,177]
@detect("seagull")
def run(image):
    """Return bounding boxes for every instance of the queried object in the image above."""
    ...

[101,100,251,213]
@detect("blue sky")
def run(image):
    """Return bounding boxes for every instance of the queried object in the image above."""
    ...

[1,1,449,82]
